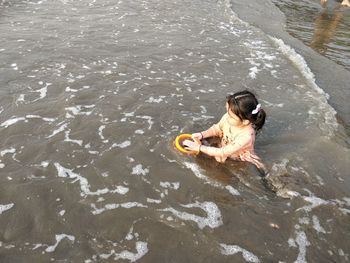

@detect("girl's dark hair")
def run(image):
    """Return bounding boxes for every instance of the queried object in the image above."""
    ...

[226,90,266,131]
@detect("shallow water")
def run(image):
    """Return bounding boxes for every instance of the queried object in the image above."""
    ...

[272,0,350,71]
[0,0,350,262]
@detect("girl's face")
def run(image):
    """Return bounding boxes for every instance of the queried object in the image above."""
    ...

[226,102,249,127]
[226,102,242,126]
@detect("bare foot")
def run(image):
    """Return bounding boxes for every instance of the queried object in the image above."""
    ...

[320,0,328,8]
[341,0,350,7]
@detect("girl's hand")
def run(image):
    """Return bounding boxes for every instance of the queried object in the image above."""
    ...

[183,139,200,152]
[192,132,203,141]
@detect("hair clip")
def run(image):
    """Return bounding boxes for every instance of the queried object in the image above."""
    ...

[252,104,261,114]
[234,94,249,99]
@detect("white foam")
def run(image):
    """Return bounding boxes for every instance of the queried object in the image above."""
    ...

[1,115,56,128]
[11,63,18,70]
[45,234,75,253]
[46,123,67,138]
[271,158,289,173]
[342,197,350,206]
[288,238,297,248]
[298,217,310,225]
[65,87,78,92]
[277,190,300,199]
[127,156,135,162]
[183,161,222,187]
[338,249,349,260]
[0,203,14,215]
[184,161,207,180]
[131,164,149,176]
[298,195,328,212]
[261,100,284,109]
[121,112,135,120]
[312,215,326,234]
[136,115,153,130]
[28,174,46,179]
[220,243,260,262]
[339,208,350,216]
[160,181,180,190]
[65,105,95,117]
[64,131,83,146]
[270,37,337,132]
[243,39,277,80]
[271,38,324,96]
[54,163,128,197]
[16,94,25,105]
[59,210,66,216]
[36,87,47,100]
[26,115,56,122]
[111,185,129,195]
[294,231,310,263]
[40,161,50,168]
[0,148,16,157]
[111,140,131,149]
[1,117,26,128]
[146,198,162,204]
[125,225,135,241]
[32,244,44,250]
[199,105,207,114]
[225,185,240,196]
[54,163,90,196]
[145,96,165,103]
[99,241,148,262]
[91,202,147,215]
[160,201,223,229]
[314,174,324,186]
[248,66,259,79]
[116,241,148,262]
[98,125,106,141]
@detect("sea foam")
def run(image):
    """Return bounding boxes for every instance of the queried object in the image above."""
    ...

[0,203,14,215]
[270,37,338,134]
[160,201,223,229]
[54,163,129,197]
[45,234,75,253]
[220,243,260,262]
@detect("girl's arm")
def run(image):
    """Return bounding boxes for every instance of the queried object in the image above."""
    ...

[199,135,251,159]
[195,114,226,140]
[198,125,221,139]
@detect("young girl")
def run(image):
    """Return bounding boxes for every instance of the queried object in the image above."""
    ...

[183,90,266,169]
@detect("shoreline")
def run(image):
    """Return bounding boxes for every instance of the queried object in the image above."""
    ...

[229,0,350,131]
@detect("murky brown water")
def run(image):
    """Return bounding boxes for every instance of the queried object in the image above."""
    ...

[273,0,350,71]
[0,0,349,262]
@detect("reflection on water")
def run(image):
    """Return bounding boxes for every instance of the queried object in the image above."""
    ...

[310,8,344,52]
[273,0,350,71]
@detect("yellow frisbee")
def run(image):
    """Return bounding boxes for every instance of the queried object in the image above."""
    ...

[174,134,201,155]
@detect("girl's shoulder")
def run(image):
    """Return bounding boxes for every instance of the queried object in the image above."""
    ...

[220,113,229,122]
[217,113,229,128]
[234,125,255,147]
[235,124,255,139]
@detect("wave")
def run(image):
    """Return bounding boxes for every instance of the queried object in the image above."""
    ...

[222,0,338,136]
[269,37,338,134]
[228,0,350,131]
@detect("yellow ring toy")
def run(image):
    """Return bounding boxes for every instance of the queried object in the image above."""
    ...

[174,134,201,155]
